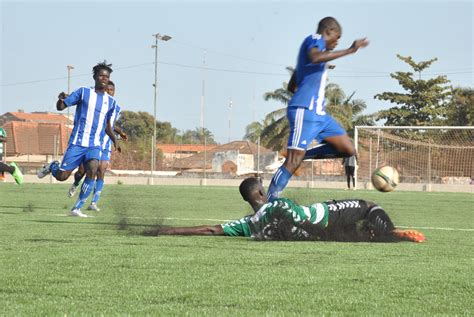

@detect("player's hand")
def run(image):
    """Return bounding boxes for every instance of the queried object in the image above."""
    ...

[58,92,68,100]
[350,38,369,52]
[120,132,128,142]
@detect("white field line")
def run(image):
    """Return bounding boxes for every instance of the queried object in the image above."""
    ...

[50,214,474,231]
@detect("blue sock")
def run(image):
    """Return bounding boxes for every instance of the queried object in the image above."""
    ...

[304,143,346,160]
[91,179,104,204]
[72,178,95,210]
[51,161,60,178]
[267,166,292,202]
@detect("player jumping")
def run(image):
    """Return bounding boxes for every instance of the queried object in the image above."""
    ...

[267,17,369,201]
[143,177,425,243]
[37,61,120,217]
[68,80,127,212]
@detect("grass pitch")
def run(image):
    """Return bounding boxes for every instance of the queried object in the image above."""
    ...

[1,183,473,315]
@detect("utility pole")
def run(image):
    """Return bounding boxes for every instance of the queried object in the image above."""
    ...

[228,98,233,143]
[66,65,74,137]
[150,33,171,184]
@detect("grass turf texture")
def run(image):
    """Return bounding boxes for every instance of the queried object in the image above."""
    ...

[1,184,472,315]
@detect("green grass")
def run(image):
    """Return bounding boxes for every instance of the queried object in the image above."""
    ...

[1,183,473,315]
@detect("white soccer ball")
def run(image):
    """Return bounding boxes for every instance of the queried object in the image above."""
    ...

[371,166,399,192]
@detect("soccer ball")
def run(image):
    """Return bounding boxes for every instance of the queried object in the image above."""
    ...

[371,166,399,192]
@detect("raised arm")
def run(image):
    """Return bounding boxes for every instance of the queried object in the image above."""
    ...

[309,38,369,64]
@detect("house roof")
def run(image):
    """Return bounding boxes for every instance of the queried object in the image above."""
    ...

[156,143,217,154]
[172,140,274,169]
[2,121,70,155]
[4,112,70,124]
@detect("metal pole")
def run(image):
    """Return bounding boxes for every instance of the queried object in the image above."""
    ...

[66,65,74,138]
[200,50,207,131]
[228,98,232,143]
[375,129,381,168]
[151,35,158,184]
[257,138,261,176]
[428,140,432,191]
[150,33,171,184]
[354,126,358,189]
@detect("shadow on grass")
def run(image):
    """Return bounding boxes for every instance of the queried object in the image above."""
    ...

[27,219,151,228]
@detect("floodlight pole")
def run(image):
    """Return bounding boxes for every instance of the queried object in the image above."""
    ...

[151,33,171,184]
[66,65,74,136]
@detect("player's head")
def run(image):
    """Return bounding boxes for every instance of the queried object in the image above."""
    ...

[92,60,113,89]
[239,177,266,203]
[106,80,115,96]
[317,17,341,50]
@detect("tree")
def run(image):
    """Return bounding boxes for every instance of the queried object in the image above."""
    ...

[446,87,474,126]
[374,55,452,126]
[243,121,264,143]
[117,111,180,143]
[181,127,217,145]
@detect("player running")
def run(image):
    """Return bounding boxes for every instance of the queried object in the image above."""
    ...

[267,17,369,201]
[68,80,127,212]
[144,178,425,243]
[37,61,120,217]
[0,127,23,184]
[0,162,23,185]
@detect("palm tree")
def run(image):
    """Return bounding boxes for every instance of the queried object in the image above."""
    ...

[255,69,373,150]
[243,121,264,143]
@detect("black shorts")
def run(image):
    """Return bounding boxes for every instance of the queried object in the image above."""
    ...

[323,199,375,241]
[345,166,355,176]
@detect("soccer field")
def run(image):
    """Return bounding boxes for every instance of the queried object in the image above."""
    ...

[1,183,472,315]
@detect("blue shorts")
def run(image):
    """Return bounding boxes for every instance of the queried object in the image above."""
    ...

[287,107,346,151]
[60,145,101,171]
[100,149,111,162]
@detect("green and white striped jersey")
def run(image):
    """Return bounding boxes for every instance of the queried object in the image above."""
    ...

[221,198,329,238]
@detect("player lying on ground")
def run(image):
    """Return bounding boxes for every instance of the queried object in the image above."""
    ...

[37,61,121,217]
[0,162,23,185]
[267,16,369,201]
[144,177,425,242]
[68,80,127,212]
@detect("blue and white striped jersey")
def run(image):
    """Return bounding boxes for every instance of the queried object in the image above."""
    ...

[64,87,117,148]
[102,104,121,152]
[288,33,328,115]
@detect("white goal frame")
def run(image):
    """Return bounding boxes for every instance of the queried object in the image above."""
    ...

[354,126,474,191]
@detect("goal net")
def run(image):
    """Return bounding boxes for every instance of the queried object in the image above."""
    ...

[354,126,474,187]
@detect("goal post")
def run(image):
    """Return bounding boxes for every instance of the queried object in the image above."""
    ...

[354,126,474,191]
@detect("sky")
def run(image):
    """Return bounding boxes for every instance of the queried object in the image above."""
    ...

[1,0,473,143]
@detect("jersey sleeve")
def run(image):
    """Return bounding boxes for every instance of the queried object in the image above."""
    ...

[63,87,83,107]
[220,216,252,237]
[307,34,326,54]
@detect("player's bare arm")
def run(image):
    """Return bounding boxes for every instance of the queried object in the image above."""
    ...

[106,121,121,153]
[56,92,68,111]
[114,126,128,141]
[309,38,369,64]
[147,225,225,236]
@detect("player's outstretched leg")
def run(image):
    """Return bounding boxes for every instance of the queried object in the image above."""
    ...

[0,162,23,184]
[37,160,60,178]
[267,150,305,202]
[366,205,425,243]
